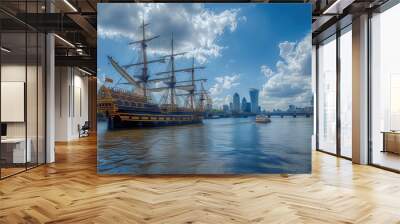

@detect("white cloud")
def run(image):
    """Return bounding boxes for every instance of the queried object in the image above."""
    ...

[208,74,240,108]
[209,74,240,97]
[212,95,232,109]
[98,3,243,64]
[260,65,273,79]
[259,33,312,110]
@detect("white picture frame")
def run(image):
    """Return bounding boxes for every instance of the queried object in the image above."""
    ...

[1,81,25,122]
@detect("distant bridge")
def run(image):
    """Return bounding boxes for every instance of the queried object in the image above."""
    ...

[264,112,313,118]
[205,112,253,119]
[205,111,313,119]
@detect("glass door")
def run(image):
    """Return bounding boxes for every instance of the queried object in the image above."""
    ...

[317,35,337,154]
[0,1,46,179]
[1,30,28,178]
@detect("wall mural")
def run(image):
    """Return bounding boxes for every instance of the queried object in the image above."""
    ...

[97,3,313,174]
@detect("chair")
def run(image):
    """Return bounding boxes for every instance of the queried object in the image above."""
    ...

[78,121,90,138]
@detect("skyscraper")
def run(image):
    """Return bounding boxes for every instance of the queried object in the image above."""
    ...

[233,93,240,113]
[246,102,251,112]
[223,104,229,113]
[249,88,259,114]
[241,97,248,112]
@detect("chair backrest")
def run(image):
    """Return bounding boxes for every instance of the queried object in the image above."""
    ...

[82,121,90,129]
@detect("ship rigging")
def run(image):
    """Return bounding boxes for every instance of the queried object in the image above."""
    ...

[98,20,212,129]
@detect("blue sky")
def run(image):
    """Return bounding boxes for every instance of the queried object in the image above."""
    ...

[98,3,312,110]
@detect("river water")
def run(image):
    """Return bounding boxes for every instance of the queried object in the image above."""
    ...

[97,116,313,174]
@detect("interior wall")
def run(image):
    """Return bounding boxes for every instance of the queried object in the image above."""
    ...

[1,62,45,168]
[1,65,27,138]
[55,67,89,141]
[55,66,69,141]
[72,72,89,138]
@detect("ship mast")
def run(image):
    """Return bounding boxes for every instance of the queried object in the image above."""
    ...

[141,19,149,99]
[165,54,206,111]
[120,26,207,111]
[199,81,206,111]
[125,19,161,100]
[162,34,206,111]
[170,33,176,107]
[190,57,195,110]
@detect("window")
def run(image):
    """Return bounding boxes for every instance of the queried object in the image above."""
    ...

[317,35,337,154]
[370,3,400,171]
[339,26,352,158]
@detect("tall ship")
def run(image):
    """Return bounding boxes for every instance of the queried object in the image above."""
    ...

[97,21,212,129]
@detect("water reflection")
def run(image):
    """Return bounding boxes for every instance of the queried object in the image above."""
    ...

[98,117,312,174]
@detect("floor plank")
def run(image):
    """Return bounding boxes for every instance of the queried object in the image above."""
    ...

[1,136,400,223]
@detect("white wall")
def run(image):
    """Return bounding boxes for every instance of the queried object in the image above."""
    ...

[55,67,89,141]
[1,65,43,137]
[1,63,46,164]
[1,65,26,138]
[55,67,70,141]
[71,72,89,138]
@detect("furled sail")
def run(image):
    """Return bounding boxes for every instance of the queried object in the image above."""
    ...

[176,85,195,92]
[145,77,171,83]
[108,56,142,89]
[147,87,170,92]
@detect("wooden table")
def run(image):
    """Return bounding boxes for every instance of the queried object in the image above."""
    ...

[1,138,31,165]
[382,131,400,154]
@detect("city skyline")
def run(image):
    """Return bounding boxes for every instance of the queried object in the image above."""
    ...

[220,88,313,114]
[222,88,260,113]
[98,3,312,111]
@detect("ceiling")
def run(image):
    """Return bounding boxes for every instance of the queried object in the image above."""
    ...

[1,0,98,74]
[0,0,394,75]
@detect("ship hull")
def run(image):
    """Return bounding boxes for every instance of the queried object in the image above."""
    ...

[108,113,203,129]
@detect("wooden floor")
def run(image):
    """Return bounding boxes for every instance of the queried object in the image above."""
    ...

[1,167,26,178]
[373,151,400,171]
[1,136,400,223]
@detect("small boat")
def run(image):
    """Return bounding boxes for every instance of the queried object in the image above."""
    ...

[255,115,271,123]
